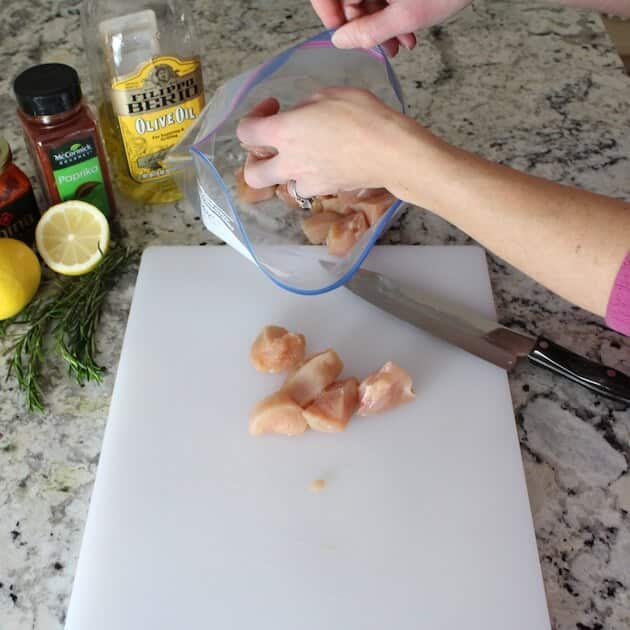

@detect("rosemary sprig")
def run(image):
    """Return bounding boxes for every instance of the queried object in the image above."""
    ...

[6,314,49,412]
[52,247,136,384]
[1,245,138,411]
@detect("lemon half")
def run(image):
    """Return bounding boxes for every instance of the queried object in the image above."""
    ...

[0,238,41,320]
[35,201,110,276]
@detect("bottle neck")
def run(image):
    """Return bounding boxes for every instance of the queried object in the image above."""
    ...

[20,102,84,127]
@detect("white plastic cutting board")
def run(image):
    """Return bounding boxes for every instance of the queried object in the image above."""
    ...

[65,246,550,630]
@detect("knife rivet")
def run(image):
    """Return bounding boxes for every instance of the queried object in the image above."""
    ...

[607,369,617,378]
[539,340,549,350]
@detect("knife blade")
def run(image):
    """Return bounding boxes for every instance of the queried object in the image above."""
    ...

[345,267,630,405]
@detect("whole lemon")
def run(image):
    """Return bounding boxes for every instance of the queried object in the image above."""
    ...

[0,238,41,320]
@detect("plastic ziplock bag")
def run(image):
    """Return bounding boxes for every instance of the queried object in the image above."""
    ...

[166,30,405,295]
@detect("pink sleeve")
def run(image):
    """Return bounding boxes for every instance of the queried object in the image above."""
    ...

[606,252,630,336]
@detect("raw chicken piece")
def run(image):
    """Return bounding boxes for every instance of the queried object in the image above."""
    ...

[315,194,342,214]
[235,165,276,203]
[315,190,374,215]
[314,192,356,215]
[250,325,306,373]
[336,190,366,212]
[303,378,359,433]
[311,195,334,214]
[301,211,344,245]
[352,188,376,200]
[327,211,369,257]
[240,142,277,159]
[357,362,415,416]
[249,391,308,436]
[283,349,344,407]
[276,182,301,209]
[274,186,390,218]
[347,189,396,227]
[310,479,326,492]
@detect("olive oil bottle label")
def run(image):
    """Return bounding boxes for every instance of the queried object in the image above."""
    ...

[48,137,112,217]
[110,56,204,184]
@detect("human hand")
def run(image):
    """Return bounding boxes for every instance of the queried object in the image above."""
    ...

[236,88,425,198]
[239,98,280,159]
[311,0,471,55]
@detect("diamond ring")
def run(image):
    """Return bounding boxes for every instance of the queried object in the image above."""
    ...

[287,179,314,210]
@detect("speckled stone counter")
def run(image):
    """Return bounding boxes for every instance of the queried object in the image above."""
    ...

[1,1,629,628]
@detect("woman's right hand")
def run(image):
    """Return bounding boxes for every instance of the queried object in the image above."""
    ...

[311,0,472,55]
[237,88,442,199]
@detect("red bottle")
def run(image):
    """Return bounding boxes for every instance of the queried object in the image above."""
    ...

[0,136,39,244]
[14,63,116,219]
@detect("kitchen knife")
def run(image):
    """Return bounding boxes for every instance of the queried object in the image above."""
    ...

[344,267,630,404]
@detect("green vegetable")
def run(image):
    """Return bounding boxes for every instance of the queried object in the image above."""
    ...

[1,245,138,412]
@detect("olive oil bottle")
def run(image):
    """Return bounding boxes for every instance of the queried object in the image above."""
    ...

[81,1,205,204]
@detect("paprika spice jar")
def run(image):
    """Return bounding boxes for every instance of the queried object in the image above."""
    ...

[13,63,116,219]
[0,136,40,244]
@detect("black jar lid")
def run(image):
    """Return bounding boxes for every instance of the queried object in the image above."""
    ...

[13,63,82,117]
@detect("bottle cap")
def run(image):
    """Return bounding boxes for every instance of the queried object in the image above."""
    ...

[0,137,11,172]
[13,64,82,117]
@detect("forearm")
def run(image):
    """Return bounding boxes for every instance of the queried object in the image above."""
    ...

[389,128,630,316]
[544,0,630,18]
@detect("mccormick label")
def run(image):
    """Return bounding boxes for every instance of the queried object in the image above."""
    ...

[48,137,112,217]
[110,56,204,184]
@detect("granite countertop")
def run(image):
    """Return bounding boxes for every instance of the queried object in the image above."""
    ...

[1,1,629,628]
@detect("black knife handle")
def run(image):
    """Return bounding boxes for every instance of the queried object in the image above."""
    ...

[528,336,630,404]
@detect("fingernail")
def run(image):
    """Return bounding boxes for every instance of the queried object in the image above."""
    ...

[331,30,349,48]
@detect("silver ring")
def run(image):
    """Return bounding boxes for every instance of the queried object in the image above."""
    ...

[287,179,314,210]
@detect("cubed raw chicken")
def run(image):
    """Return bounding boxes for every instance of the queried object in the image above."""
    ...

[347,189,396,227]
[311,195,335,214]
[357,362,415,416]
[312,192,357,215]
[315,194,343,214]
[327,211,369,257]
[235,165,276,203]
[250,325,306,373]
[249,391,308,436]
[276,182,301,209]
[283,349,344,407]
[303,378,359,432]
[336,190,366,212]
[240,142,277,159]
[301,211,344,245]
[313,190,375,215]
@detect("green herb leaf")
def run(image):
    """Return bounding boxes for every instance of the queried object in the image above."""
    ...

[1,245,138,411]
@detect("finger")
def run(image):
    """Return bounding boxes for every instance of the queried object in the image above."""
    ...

[236,114,276,148]
[310,0,346,28]
[246,97,280,118]
[362,0,399,56]
[397,32,416,50]
[295,86,359,107]
[360,0,387,14]
[331,4,408,49]
[294,176,332,199]
[243,144,278,161]
[293,90,329,110]
[380,37,400,57]
[243,154,285,189]
[241,99,281,158]
[342,2,363,21]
